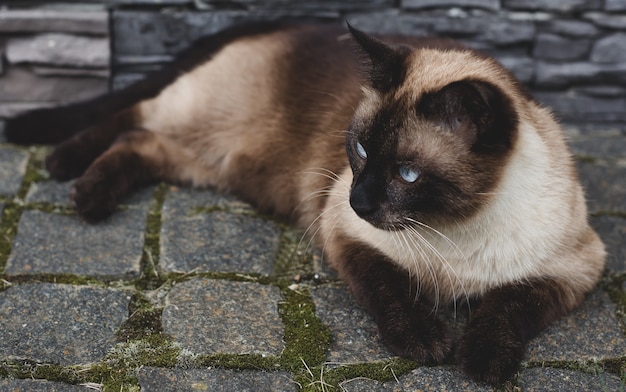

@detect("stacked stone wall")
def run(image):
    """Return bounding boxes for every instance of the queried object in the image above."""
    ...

[0,0,625,125]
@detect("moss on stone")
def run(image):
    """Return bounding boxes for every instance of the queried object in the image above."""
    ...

[273,227,316,278]
[88,333,181,390]
[136,183,168,291]
[116,294,164,342]
[295,358,416,391]
[0,360,86,386]
[0,201,22,274]
[277,284,332,376]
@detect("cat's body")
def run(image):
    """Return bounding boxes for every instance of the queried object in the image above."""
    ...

[5,21,605,383]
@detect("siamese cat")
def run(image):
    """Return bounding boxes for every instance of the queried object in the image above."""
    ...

[5,21,605,383]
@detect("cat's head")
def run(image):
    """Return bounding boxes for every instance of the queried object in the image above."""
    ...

[346,25,521,230]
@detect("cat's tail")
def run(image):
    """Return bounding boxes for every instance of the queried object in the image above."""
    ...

[5,94,124,145]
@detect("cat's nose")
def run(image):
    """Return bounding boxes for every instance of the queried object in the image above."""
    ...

[349,182,378,218]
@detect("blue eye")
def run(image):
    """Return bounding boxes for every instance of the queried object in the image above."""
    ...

[399,166,419,183]
[356,141,367,159]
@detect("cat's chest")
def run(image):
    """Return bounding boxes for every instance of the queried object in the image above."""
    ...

[321,167,547,302]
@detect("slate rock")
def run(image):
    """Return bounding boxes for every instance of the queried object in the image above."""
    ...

[0,378,88,391]
[542,19,599,38]
[310,286,393,363]
[0,146,28,195]
[576,161,626,213]
[518,367,623,391]
[477,20,535,45]
[590,215,626,273]
[162,279,285,356]
[0,10,108,35]
[577,85,626,98]
[569,134,626,159]
[526,290,626,362]
[31,66,110,78]
[137,367,297,392]
[590,33,626,63]
[584,12,626,29]
[533,33,591,60]
[606,0,626,11]
[402,0,500,10]
[344,10,431,36]
[0,67,108,105]
[113,10,244,56]
[534,91,626,123]
[0,283,130,365]
[6,209,146,279]
[503,0,602,11]
[535,61,626,87]
[6,34,109,68]
[497,56,535,83]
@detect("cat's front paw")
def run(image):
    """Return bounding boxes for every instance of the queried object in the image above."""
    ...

[46,145,92,181]
[71,175,118,223]
[378,308,453,364]
[457,316,525,384]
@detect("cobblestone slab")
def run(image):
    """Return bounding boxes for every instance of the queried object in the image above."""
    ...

[24,180,73,205]
[161,209,281,275]
[137,367,296,392]
[310,286,392,363]
[0,283,130,365]
[0,378,87,391]
[526,290,626,362]
[0,146,28,195]
[590,215,626,273]
[162,278,285,356]
[339,366,492,391]
[577,161,626,213]
[518,367,623,391]
[25,180,155,208]
[162,187,248,213]
[6,209,145,278]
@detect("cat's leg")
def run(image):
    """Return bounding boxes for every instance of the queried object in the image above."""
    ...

[45,109,138,181]
[335,236,453,363]
[71,129,195,222]
[457,278,580,383]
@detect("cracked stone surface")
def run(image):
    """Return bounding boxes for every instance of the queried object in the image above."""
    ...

[6,209,146,279]
[137,367,297,392]
[162,278,285,356]
[310,285,393,363]
[0,283,130,365]
[527,290,626,362]
[0,146,28,195]
[161,208,281,275]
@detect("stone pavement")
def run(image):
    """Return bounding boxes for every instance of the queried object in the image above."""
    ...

[0,122,625,391]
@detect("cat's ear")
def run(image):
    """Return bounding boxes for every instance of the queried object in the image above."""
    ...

[347,23,409,92]
[418,80,518,153]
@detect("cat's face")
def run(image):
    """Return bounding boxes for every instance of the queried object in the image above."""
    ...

[346,26,519,230]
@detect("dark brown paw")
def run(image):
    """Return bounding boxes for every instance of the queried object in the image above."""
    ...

[457,316,524,384]
[45,145,95,181]
[378,306,453,364]
[71,175,118,223]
